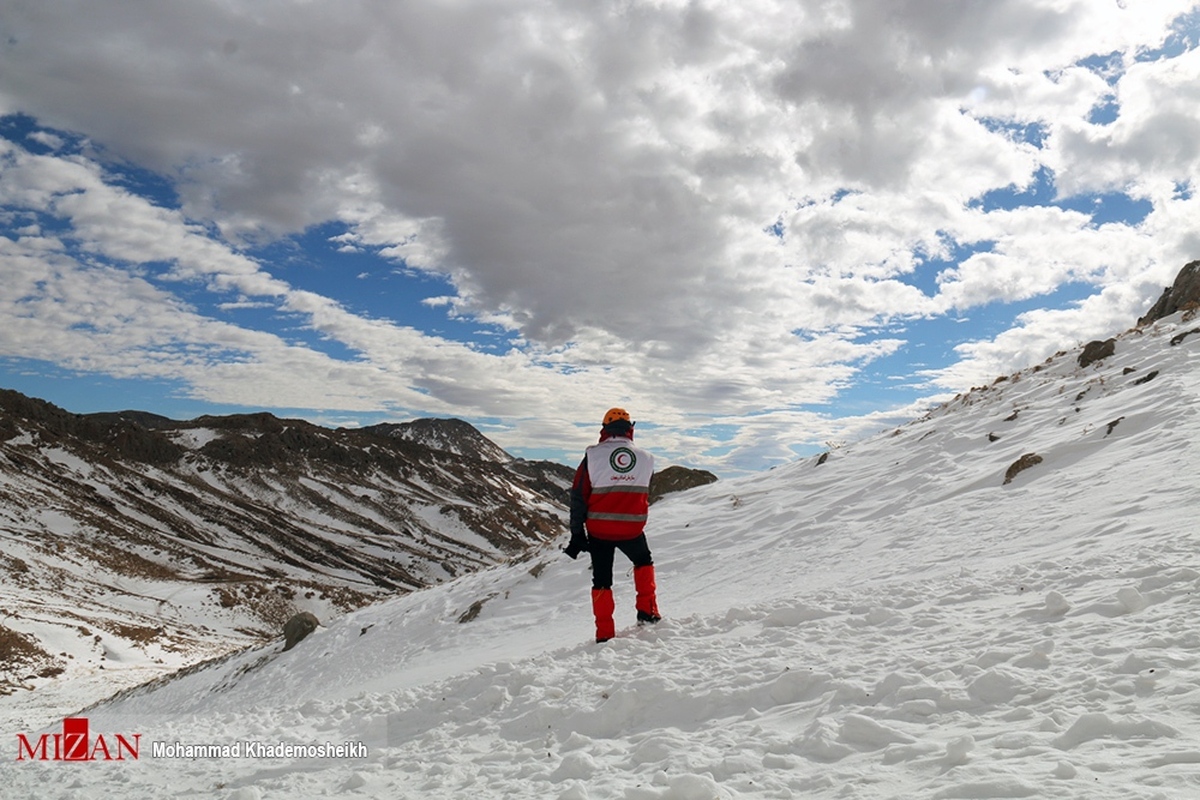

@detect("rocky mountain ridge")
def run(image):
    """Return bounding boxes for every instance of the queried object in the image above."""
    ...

[0,396,574,705]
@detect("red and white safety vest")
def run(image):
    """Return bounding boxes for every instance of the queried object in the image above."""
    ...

[583,437,654,540]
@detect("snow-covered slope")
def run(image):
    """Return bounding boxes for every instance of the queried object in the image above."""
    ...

[5,315,1200,799]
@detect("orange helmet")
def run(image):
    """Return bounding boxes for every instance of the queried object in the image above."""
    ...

[602,407,631,427]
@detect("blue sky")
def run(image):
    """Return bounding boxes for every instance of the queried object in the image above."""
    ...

[2,1,1199,474]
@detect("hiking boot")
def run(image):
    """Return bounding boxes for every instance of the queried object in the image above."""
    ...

[637,610,661,625]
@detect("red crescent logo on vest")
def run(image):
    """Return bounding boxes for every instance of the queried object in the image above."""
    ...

[609,447,636,474]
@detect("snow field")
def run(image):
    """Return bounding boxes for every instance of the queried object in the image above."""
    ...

[21,550,1197,799]
[366,562,1195,799]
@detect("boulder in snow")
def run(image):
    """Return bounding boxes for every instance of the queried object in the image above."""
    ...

[1078,338,1115,368]
[282,611,319,651]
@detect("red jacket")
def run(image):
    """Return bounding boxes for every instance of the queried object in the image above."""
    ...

[569,431,654,541]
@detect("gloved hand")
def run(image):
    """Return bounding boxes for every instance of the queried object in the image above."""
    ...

[563,532,589,560]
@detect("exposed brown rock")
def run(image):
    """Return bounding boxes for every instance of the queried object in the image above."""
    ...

[1078,339,1116,368]
[649,465,718,504]
[1170,328,1200,346]
[1003,453,1043,485]
[1139,260,1200,326]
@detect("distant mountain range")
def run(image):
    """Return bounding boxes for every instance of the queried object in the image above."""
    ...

[0,394,577,706]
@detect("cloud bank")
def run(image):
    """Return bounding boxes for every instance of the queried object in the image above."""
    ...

[1,0,1198,472]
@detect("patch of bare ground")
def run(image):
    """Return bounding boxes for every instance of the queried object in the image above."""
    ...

[85,538,185,581]
[0,624,65,694]
[211,580,374,632]
[106,623,164,645]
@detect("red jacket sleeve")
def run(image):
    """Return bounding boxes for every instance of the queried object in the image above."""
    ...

[569,456,590,537]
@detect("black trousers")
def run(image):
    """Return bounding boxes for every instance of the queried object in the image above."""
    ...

[589,534,653,590]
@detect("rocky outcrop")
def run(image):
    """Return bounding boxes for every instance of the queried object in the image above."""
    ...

[1139,260,1200,326]
[650,465,719,504]
[1078,338,1116,368]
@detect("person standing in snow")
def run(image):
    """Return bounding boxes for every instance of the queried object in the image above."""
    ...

[564,407,661,642]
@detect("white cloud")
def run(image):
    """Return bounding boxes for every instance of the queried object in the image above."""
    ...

[1,1,1199,472]
[1055,45,1200,197]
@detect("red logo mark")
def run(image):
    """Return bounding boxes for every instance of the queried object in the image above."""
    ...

[16,717,140,762]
